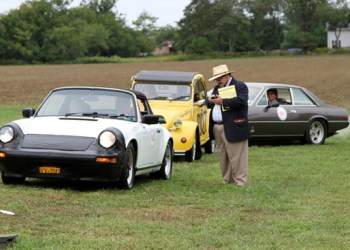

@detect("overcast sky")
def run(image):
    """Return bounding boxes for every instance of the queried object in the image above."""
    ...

[0,0,190,26]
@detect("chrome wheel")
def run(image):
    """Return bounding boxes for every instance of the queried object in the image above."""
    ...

[306,120,326,145]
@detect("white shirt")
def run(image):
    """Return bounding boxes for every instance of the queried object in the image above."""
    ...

[212,104,223,122]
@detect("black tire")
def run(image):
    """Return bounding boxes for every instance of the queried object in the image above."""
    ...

[117,143,135,189]
[185,135,196,162]
[154,141,173,179]
[304,119,327,145]
[1,175,25,185]
[204,139,215,154]
[195,138,202,160]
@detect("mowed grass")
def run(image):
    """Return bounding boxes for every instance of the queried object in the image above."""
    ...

[1,132,350,249]
[1,55,350,249]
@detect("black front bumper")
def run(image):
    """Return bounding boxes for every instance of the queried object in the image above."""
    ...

[0,149,124,182]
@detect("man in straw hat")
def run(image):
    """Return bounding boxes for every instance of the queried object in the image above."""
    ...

[205,64,250,186]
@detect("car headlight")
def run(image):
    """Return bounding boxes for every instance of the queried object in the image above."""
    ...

[99,131,116,148]
[173,118,182,128]
[0,126,15,143]
[172,118,182,130]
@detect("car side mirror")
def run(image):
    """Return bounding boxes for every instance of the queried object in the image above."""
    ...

[142,114,166,125]
[158,115,166,124]
[22,108,36,118]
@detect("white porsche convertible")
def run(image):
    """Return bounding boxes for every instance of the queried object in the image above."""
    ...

[0,87,173,189]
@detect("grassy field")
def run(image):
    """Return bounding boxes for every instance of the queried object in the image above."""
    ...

[1,55,350,249]
[1,133,349,249]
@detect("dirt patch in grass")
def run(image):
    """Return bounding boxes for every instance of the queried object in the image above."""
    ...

[1,55,349,109]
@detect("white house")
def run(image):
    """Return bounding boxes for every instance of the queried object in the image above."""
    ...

[327,25,350,49]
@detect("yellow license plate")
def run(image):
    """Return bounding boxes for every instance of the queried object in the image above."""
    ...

[39,166,61,174]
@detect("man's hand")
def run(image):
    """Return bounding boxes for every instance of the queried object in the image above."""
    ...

[210,94,222,105]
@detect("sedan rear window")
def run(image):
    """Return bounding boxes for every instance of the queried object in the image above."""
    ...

[292,88,316,106]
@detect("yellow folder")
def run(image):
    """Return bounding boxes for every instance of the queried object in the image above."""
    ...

[218,85,236,111]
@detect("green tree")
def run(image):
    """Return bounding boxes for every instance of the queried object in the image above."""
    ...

[186,37,213,54]
[178,0,253,53]
[0,0,73,62]
[245,0,284,50]
[213,0,252,52]
[281,28,318,50]
[177,0,214,52]
[0,0,146,61]
[131,11,158,55]
[43,26,85,61]
[282,0,328,50]
[80,23,109,56]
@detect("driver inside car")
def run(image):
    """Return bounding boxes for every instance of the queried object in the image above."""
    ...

[267,88,286,105]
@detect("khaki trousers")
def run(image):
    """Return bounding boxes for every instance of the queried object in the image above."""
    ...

[213,124,248,185]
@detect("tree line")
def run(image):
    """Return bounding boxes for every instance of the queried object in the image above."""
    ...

[0,0,349,64]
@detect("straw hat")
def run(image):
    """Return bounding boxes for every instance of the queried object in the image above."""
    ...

[209,64,235,81]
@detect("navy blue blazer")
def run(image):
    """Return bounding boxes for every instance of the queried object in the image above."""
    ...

[206,78,251,143]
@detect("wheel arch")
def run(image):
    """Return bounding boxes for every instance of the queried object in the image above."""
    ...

[182,120,198,142]
[303,117,328,145]
[128,138,138,162]
[307,116,329,136]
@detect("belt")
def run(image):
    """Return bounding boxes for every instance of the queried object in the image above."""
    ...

[213,121,223,125]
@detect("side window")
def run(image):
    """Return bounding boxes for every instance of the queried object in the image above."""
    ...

[248,86,264,105]
[194,81,205,101]
[292,88,316,105]
[277,89,292,105]
[138,99,145,113]
[257,94,268,106]
[257,88,292,106]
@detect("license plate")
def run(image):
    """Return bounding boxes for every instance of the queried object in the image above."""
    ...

[39,166,61,174]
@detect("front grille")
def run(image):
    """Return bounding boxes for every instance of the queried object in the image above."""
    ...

[22,135,95,151]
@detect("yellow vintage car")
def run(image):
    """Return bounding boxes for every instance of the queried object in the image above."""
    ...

[131,70,214,162]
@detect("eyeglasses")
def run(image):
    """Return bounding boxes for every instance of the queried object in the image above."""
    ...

[215,75,226,82]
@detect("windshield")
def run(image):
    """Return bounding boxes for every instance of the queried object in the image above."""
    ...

[36,89,137,121]
[133,83,191,101]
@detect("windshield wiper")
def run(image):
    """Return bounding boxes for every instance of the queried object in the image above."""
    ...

[109,113,136,121]
[151,96,170,100]
[172,95,189,100]
[65,112,109,118]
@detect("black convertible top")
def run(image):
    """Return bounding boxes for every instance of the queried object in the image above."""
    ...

[134,70,199,84]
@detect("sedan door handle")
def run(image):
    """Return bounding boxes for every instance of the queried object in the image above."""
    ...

[156,129,161,133]
[291,110,297,113]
